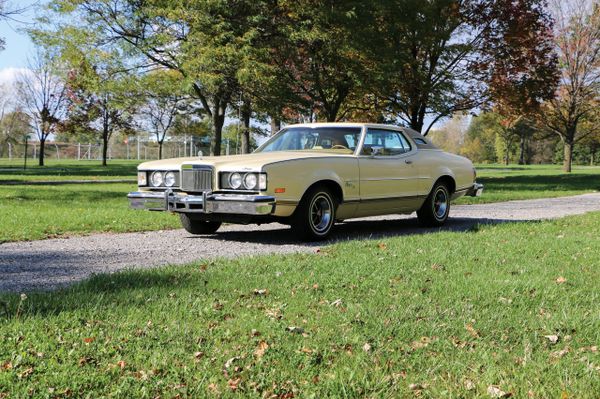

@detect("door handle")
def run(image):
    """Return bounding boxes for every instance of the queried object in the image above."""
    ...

[405,160,413,164]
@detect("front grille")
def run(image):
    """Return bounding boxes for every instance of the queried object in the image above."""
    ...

[181,166,213,192]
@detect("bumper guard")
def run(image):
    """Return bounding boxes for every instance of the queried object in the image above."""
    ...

[466,183,484,197]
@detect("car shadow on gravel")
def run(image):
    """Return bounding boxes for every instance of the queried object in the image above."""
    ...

[194,216,532,245]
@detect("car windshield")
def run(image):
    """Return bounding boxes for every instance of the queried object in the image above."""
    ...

[256,127,362,154]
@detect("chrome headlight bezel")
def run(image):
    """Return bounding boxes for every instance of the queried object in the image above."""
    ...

[229,172,243,189]
[164,171,176,187]
[150,171,164,187]
[243,173,258,190]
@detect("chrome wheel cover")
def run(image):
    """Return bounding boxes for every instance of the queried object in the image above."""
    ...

[310,193,333,234]
[433,188,448,220]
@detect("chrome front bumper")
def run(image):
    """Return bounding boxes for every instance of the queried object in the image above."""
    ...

[127,190,276,215]
[466,183,484,197]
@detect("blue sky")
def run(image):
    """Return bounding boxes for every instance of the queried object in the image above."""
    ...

[0,0,40,82]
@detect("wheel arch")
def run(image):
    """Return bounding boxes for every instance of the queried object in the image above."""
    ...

[302,179,344,205]
[433,175,456,194]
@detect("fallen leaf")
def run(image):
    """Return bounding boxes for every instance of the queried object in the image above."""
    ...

[207,383,220,394]
[362,343,372,353]
[228,377,241,391]
[286,326,305,334]
[551,347,569,358]
[556,276,567,284]
[330,299,343,307]
[487,385,512,398]
[254,340,269,358]
[224,356,240,369]
[409,383,427,390]
[377,242,387,250]
[464,379,475,390]
[194,351,204,360]
[199,264,208,272]
[117,361,126,370]
[253,289,268,296]
[18,367,33,379]
[251,329,261,337]
[1,362,12,370]
[578,345,598,353]
[83,337,95,344]
[544,335,559,344]
[466,323,480,338]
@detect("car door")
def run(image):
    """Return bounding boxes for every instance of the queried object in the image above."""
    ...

[356,128,423,216]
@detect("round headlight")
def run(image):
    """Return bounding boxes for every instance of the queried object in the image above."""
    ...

[150,171,164,187]
[244,173,258,190]
[164,171,176,187]
[229,172,242,189]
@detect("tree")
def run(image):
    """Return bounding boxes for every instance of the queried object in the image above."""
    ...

[137,71,189,160]
[540,0,600,172]
[17,52,67,166]
[483,0,559,165]
[40,0,265,156]
[462,112,500,163]
[372,0,558,135]
[0,107,31,158]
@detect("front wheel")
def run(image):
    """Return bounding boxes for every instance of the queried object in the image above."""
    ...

[417,182,450,227]
[291,186,337,241]
[179,213,221,235]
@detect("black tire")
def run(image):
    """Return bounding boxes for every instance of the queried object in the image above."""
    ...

[291,185,337,241]
[417,181,450,227]
[179,213,221,235]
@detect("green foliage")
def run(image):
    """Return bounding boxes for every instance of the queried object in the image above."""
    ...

[1,212,600,396]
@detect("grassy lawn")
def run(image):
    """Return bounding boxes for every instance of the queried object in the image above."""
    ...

[0,160,599,242]
[0,159,139,181]
[0,183,180,243]
[456,164,600,204]
[1,213,598,397]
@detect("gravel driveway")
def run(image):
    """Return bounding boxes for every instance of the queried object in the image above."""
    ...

[2,192,600,293]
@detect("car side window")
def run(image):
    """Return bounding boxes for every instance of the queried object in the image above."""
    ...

[361,129,412,156]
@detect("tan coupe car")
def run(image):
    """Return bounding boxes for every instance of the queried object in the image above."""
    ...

[128,123,483,240]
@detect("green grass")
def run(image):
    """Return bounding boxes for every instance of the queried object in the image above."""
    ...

[458,164,600,204]
[0,159,140,181]
[1,213,599,397]
[0,183,180,242]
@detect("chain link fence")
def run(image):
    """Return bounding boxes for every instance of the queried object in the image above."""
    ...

[0,137,238,162]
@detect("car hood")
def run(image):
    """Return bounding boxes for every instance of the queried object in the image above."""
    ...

[137,151,353,171]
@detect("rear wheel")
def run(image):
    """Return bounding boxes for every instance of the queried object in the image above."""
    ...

[417,182,450,227]
[179,213,221,235]
[291,186,337,241]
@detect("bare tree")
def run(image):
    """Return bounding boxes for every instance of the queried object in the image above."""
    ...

[140,94,186,160]
[17,52,67,166]
[541,0,600,172]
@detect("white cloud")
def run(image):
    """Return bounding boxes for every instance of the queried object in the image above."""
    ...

[0,67,31,87]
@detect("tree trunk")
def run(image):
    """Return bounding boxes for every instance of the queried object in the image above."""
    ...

[102,130,109,167]
[158,141,163,160]
[241,100,251,154]
[38,138,46,166]
[563,141,573,173]
[210,112,225,156]
[504,144,510,166]
[270,116,281,136]
[518,136,526,165]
